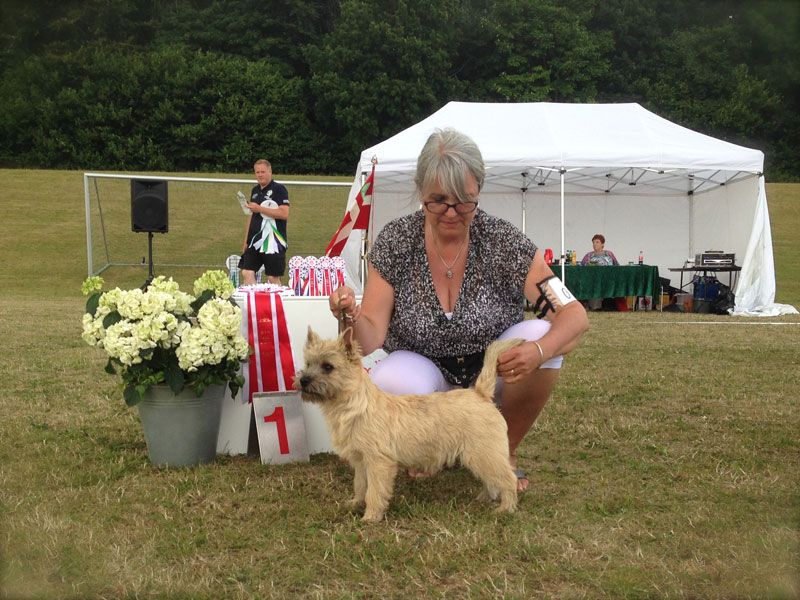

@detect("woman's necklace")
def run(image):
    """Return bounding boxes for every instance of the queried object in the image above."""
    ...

[428,223,468,279]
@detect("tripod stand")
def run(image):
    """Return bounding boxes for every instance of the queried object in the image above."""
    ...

[142,232,156,290]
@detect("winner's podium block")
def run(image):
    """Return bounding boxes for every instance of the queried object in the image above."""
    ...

[217,292,384,458]
[253,391,310,464]
[217,294,338,456]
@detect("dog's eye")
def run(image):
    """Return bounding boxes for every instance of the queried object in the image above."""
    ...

[322,362,334,373]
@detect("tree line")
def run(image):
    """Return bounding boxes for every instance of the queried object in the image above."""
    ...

[1,0,797,179]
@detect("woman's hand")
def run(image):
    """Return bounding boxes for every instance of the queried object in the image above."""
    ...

[330,285,361,324]
[496,341,546,384]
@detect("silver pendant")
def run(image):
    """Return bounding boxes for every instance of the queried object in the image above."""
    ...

[446,270,453,278]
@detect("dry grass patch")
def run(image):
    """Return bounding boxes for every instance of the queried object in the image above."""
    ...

[0,173,798,599]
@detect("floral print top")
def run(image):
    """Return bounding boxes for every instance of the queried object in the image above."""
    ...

[369,209,537,382]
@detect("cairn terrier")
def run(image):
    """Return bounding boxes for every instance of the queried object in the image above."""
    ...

[294,327,522,522]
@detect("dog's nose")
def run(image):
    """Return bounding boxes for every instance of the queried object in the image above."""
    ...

[300,376,311,388]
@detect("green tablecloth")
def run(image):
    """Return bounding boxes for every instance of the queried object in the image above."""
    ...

[559,265,661,300]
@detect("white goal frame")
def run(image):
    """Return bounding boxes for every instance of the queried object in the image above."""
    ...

[84,172,351,277]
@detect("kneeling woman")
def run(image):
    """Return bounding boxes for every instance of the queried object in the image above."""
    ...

[329,129,588,491]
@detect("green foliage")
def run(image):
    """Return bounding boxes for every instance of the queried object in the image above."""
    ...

[457,0,611,102]
[305,0,462,171]
[0,45,328,172]
[0,0,798,179]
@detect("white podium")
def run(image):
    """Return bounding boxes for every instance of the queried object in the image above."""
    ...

[217,295,336,455]
[217,294,384,457]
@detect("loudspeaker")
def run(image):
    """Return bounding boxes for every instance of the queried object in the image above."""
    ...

[131,180,168,233]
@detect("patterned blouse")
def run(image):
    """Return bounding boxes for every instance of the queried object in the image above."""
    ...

[369,209,537,382]
[580,250,618,266]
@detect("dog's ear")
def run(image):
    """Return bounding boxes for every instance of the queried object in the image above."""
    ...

[306,326,320,345]
[338,327,362,360]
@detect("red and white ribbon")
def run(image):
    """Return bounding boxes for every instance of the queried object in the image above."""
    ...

[245,290,296,402]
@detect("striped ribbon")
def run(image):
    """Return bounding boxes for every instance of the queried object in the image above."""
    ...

[245,290,296,402]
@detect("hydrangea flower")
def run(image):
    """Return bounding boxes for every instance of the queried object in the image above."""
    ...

[197,298,242,337]
[81,276,104,296]
[193,270,235,300]
[81,270,250,404]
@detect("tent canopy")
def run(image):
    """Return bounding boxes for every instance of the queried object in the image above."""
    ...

[341,102,786,315]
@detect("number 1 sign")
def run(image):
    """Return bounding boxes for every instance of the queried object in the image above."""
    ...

[252,392,310,464]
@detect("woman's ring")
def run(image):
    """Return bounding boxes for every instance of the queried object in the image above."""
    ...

[511,369,515,375]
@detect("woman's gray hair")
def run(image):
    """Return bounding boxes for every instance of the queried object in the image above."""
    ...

[414,129,485,202]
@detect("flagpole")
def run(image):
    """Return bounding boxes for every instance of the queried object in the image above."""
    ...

[361,156,378,290]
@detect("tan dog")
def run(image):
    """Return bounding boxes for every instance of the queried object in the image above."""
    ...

[294,327,522,522]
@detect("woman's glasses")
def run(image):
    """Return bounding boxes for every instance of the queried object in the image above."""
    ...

[424,200,478,215]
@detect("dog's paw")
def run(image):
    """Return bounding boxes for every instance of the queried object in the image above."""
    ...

[477,487,499,503]
[361,509,385,522]
[495,503,518,514]
[346,498,365,508]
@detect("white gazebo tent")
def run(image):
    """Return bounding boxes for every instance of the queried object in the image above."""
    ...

[338,101,792,315]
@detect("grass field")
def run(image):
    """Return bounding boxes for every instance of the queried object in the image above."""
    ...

[0,170,798,599]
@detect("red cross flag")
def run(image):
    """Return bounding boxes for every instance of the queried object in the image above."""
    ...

[325,165,375,257]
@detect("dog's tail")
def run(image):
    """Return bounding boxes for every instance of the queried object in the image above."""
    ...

[474,337,526,401]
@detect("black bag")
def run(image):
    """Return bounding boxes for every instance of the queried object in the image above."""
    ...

[710,282,735,314]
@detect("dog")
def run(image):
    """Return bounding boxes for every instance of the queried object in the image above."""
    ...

[294,327,522,522]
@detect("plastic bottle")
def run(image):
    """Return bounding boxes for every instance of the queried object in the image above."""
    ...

[572,250,577,265]
[638,250,644,265]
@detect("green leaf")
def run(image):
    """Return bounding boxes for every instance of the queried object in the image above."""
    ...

[165,363,185,395]
[123,385,142,406]
[104,358,117,375]
[102,311,122,328]
[190,289,214,312]
[86,292,101,316]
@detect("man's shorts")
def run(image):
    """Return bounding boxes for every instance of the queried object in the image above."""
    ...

[239,247,286,276]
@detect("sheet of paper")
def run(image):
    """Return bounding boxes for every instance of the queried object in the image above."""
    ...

[237,191,252,215]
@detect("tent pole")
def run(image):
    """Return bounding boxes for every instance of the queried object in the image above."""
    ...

[688,177,695,263]
[560,169,566,282]
[520,172,528,236]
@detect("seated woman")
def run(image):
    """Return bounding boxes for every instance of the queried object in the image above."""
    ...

[580,234,619,310]
[580,234,619,266]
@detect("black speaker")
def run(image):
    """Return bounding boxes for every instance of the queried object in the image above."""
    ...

[131,180,168,233]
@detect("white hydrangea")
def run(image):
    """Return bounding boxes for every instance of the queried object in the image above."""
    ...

[170,291,194,316]
[133,312,179,348]
[139,290,170,316]
[81,305,111,347]
[146,277,193,315]
[103,319,157,366]
[228,334,250,362]
[116,289,146,320]
[197,298,242,337]
[193,270,235,300]
[82,270,249,383]
[148,276,180,295]
[98,288,124,312]
[175,327,228,371]
[163,319,191,349]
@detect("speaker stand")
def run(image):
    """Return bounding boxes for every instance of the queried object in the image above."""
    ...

[142,232,156,290]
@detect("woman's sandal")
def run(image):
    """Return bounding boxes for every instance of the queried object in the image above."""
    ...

[513,468,529,492]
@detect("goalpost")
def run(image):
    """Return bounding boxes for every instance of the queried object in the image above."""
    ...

[84,172,351,278]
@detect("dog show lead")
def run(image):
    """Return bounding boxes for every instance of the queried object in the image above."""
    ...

[330,128,589,493]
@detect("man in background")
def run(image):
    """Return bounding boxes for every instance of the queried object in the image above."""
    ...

[239,159,289,285]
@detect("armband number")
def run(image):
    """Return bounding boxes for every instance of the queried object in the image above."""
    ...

[533,276,576,319]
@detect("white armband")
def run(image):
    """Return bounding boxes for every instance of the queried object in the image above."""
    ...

[533,276,576,318]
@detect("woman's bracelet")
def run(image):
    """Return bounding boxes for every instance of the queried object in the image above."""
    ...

[533,340,545,362]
